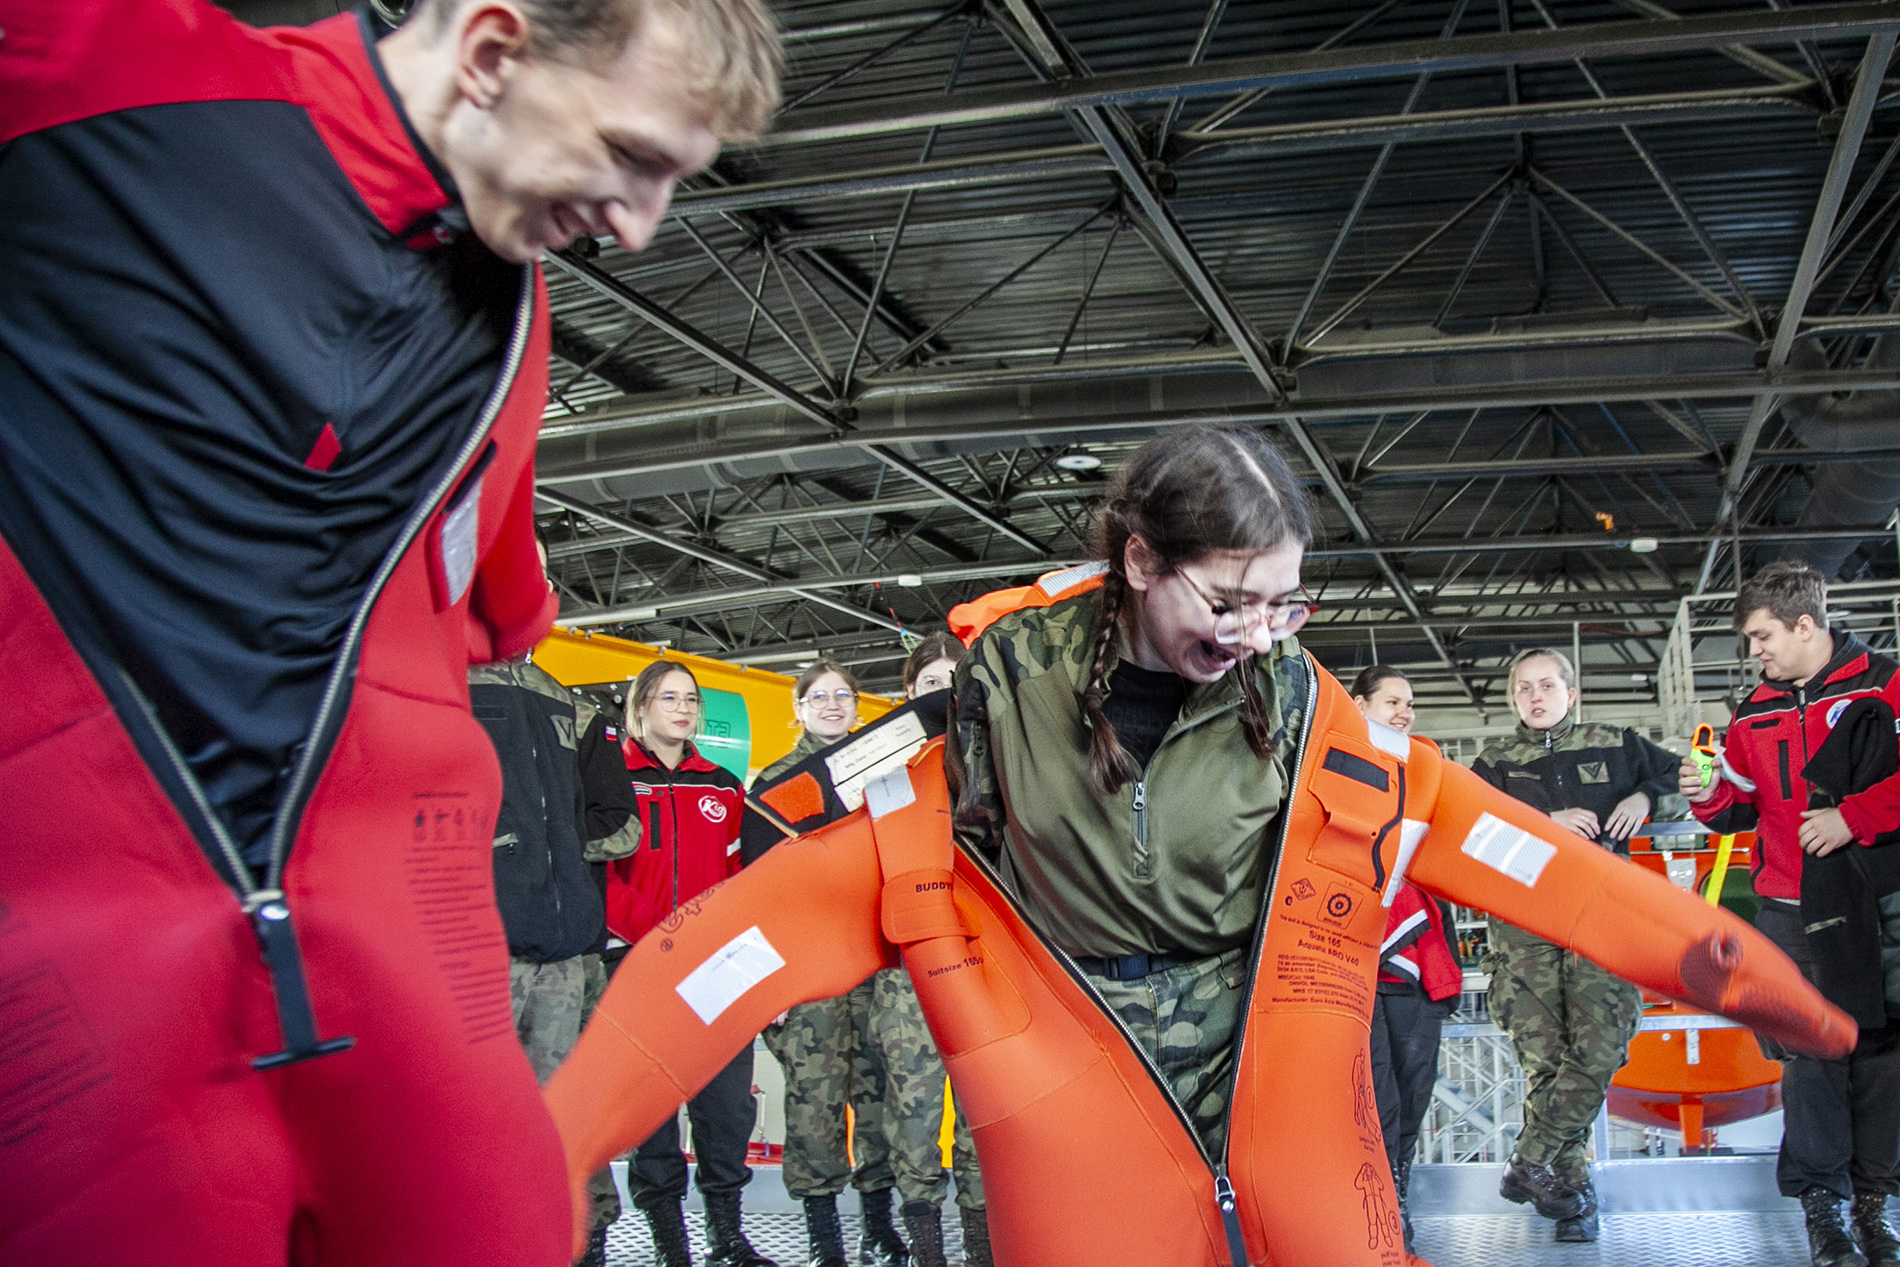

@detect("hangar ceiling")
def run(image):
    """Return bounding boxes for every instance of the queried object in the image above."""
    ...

[222,0,1900,716]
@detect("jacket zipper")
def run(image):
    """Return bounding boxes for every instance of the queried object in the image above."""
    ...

[668,764,680,913]
[544,728,563,939]
[1796,685,1811,781]
[193,265,535,1069]
[1131,780,1149,879]
[1128,684,1249,880]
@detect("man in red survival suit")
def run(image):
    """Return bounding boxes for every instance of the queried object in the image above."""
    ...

[0,2,777,1264]
[1681,562,1900,1267]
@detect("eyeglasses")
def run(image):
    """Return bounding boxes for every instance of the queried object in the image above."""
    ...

[802,689,858,707]
[655,692,700,712]
[1176,570,1316,643]
[911,673,954,694]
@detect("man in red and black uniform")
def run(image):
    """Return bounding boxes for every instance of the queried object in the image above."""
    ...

[0,2,775,1264]
[1682,562,1900,1267]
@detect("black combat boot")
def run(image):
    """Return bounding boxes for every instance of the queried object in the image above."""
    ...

[576,1223,610,1267]
[857,1188,909,1266]
[1803,1187,1869,1267]
[704,1192,777,1267]
[1554,1168,1600,1243]
[899,1200,946,1267]
[1394,1158,1415,1253]
[958,1206,993,1267]
[1499,1154,1586,1221]
[1853,1192,1900,1267]
[803,1195,847,1267]
[643,1202,694,1267]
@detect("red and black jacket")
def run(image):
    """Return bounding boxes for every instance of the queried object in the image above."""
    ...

[606,740,745,945]
[1377,883,1463,1003]
[0,0,557,1063]
[1694,632,1900,900]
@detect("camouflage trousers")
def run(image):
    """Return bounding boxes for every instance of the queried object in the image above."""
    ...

[580,952,622,1233]
[763,977,890,1198]
[1485,919,1641,1177]
[1087,948,1247,1158]
[865,967,984,1208]
[509,955,584,1083]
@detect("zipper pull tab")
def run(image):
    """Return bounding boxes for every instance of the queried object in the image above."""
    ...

[244,893,356,1070]
[1213,1170,1253,1267]
[1132,780,1146,812]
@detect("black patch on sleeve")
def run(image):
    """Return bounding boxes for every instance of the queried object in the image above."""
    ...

[1323,747,1390,792]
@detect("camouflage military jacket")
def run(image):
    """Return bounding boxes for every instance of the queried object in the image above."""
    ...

[1472,714,1686,853]
[946,591,1310,959]
[760,727,835,785]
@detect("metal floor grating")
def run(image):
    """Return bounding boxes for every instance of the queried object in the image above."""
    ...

[603,1211,970,1266]
[1411,1211,1811,1266]
[599,1209,1805,1266]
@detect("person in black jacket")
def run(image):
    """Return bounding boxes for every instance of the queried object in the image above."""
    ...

[469,646,636,1083]
[468,539,636,1096]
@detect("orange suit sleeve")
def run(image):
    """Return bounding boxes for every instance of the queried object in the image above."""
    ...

[543,816,897,1250]
[1405,752,1855,1060]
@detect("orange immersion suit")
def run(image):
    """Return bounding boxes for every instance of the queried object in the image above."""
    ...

[548,657,1853,1267]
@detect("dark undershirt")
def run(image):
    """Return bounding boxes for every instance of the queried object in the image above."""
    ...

[1102,659,1191,774]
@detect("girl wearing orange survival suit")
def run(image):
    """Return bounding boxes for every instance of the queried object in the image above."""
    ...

[947,425,1315,1159]
[547,425,1854,1267]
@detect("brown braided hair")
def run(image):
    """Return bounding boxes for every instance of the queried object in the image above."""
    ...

[1083,425,1315,797]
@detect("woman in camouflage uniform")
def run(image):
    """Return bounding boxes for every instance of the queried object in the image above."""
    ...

[946,424,1315,1166]
[1474,648,1682,1244]
[758,663,910,1267]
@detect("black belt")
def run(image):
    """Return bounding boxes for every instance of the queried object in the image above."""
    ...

[1072,950,1197,981]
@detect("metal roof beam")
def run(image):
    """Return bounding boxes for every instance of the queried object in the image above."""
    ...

[995,0,1484,707]
[1699,30,1897,591]
[536,362,1900,487]
[561,559,1079,627]
[762,4,1899,146]
[547,249,1049,556]
[536,488,906,633]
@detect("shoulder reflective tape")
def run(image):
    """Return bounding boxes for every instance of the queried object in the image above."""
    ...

[1036,559,1108,597]
[1460,813,1557,888]
[864,766,917,820]
[1366,718,1411,761]
[1322,747,1390,792]
[674,926,786,1026]
[1380,820,1432,907]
